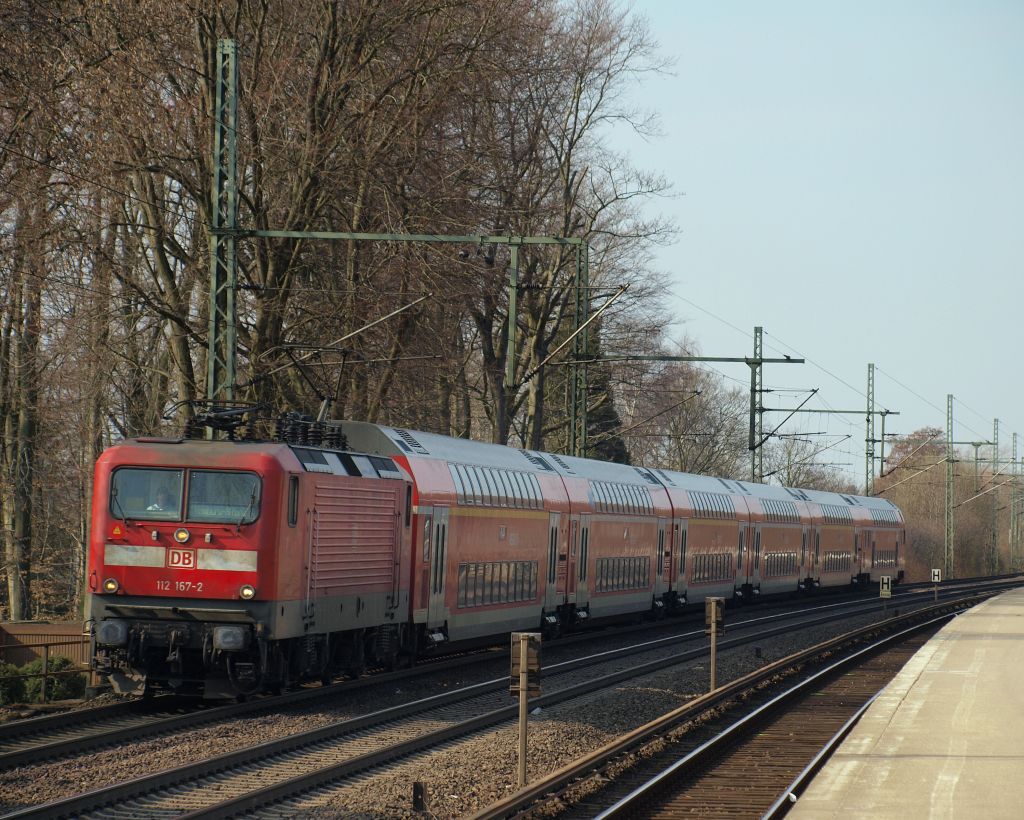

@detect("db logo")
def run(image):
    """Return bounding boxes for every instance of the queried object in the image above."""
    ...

[167,548,196,569]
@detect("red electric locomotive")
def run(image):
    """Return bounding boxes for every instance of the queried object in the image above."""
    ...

[88,419,416,698]
[87,412,905,698]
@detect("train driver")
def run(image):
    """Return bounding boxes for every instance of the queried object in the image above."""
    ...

[147,487,174,512]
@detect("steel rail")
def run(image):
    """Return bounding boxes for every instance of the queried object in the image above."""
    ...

[469,594,985,820]
[0,642,525,771]
[2,576,1017,776]
[593,619,947,818]
[0,588,901,772]
[760,692,881,819]
[3,593,941,820]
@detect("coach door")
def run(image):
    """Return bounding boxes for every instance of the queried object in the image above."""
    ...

[567,517,579,603]
[737,524,747,589]
[677,519,689,594]
[576,514,591,610]
[752,526,762,589]
[545,512,563,609]
[655,518,669,598]
[427,507,449,624]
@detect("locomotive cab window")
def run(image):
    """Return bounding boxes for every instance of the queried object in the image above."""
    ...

[288,476,299,527]
[187,471,261,524]
[110,467,184,521]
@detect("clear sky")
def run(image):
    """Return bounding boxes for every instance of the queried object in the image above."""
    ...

[611,0,1024,486]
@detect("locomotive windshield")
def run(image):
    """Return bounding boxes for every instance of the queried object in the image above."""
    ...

[109,468,260,524]
[187,471,261,524]
[110,468,184,521]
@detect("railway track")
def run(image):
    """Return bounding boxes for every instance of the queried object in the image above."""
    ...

[0,581,943,775]
[4,575,1014,776]
[471,603,974,820]
[0,588,878,772]
[585,628,932,819]
[3,585,993,820]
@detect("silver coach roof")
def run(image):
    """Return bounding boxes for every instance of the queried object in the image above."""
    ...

[340,421,902,517]
[342,421,663,486]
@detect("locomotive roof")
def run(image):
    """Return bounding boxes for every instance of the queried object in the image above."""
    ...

[111,437,296,457]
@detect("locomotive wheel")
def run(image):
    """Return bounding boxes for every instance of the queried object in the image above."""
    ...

[395,625,418,669]
[345,630,367,679]
[270,645,291,695]
[319,635,333,686]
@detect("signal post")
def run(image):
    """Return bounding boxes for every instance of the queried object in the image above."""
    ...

[510,632,541,788]
[705,598,725,691]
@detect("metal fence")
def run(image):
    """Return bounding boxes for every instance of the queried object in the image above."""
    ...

[0,622,92,702]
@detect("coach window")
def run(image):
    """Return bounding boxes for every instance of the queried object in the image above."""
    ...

[491,470,505,506]
[504,472,518,506]
[111,467,184,521]
[506,471,521,506]
[480,467,496,506]
[476,468,490,504]
[187,471,261,524]
[528,475,542,509]
[483,466,499,505]
[450,465,466,504]
[465,467,483,505]
[510,472,526,507]
[405,485,412,527]
[288,476,299,527]
[492,470,508,507]
[463,465,477,503]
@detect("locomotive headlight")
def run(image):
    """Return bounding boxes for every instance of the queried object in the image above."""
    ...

[173,528,191,544]
[96,619,128,647]
[102,577,120,594]
[213,625,249,651]
[239,584,256,600]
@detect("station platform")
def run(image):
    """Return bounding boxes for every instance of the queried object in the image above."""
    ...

[788,587,1024,819]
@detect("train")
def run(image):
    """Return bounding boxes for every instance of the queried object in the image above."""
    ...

[87,413,905,698]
